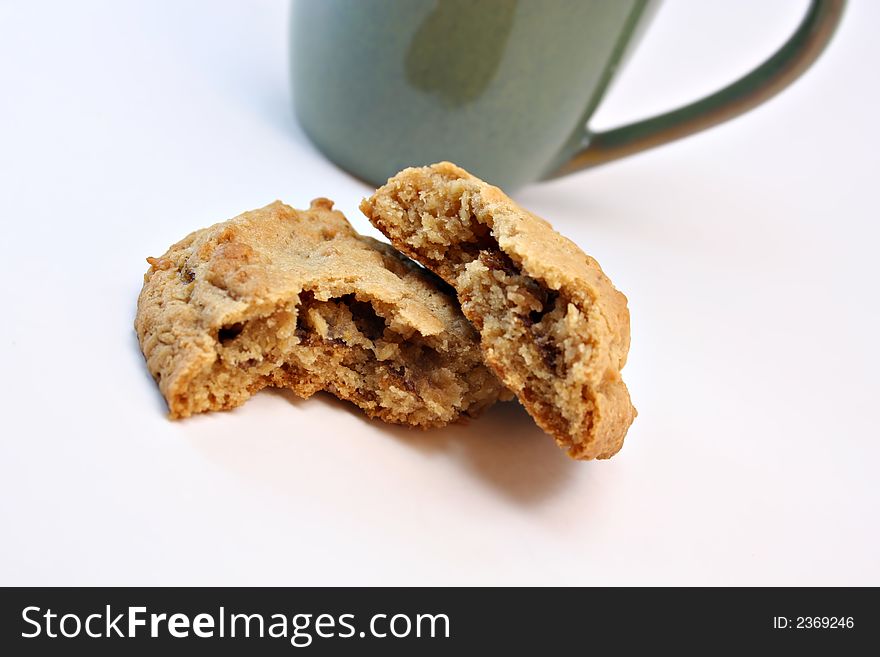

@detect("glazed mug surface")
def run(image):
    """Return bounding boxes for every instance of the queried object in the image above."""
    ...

[291,0,844,189]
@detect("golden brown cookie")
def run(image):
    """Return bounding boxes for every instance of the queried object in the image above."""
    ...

[361,163,636,459]
[135,199,504,426]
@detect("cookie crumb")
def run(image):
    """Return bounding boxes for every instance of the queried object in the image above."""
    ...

[146,256,173,271]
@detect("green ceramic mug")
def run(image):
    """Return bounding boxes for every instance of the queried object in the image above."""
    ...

[291,0,844,190]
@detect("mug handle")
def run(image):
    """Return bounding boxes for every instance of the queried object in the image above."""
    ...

[546,0,846,178]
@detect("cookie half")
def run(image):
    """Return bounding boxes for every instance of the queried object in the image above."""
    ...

[135,199,504,426]
[361,163,635,459]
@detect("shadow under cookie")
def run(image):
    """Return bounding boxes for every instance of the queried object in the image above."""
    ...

[285,391,579,506]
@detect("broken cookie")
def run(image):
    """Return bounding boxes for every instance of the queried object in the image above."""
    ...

[361,162,636,459]
[135,199,505,426]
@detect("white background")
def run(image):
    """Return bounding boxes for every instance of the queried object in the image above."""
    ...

[1,0,877,585]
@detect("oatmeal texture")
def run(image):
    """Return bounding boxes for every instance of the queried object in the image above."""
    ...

[361,162,636,458]
[135,199,504,426]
